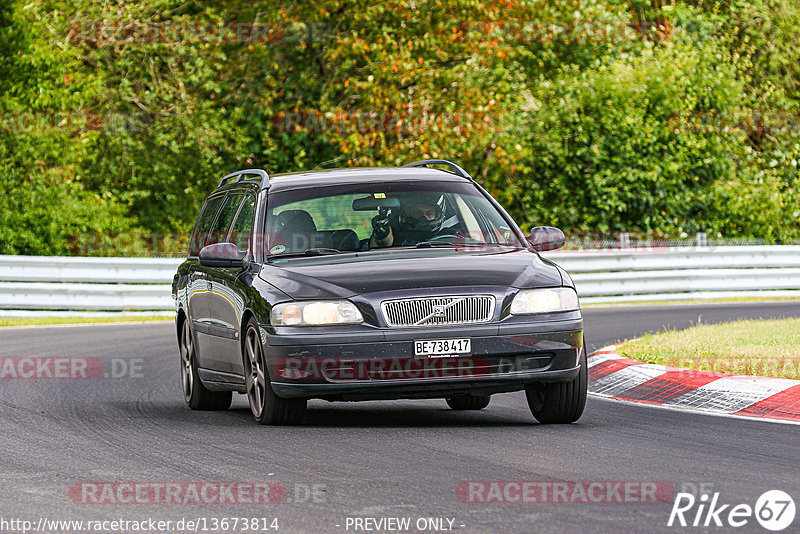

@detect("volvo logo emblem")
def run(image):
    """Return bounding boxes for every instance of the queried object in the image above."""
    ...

[432,305,447,318]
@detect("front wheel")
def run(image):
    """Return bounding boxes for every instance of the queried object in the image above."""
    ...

[179,318,232,411]
[525,338,587,424]
[243,318,307,425]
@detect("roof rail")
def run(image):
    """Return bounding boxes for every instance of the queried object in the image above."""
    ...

[403,159,473,180]
[217,168,270,190]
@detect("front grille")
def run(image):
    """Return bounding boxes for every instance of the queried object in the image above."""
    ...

[381,295,495,327]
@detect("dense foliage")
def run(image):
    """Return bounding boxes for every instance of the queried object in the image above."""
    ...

[1,0,798,255]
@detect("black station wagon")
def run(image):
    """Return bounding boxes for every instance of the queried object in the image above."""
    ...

[172,160,586,425]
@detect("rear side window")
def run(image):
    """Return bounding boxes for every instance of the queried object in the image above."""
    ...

[206,193,244,247]
[188,195,225,256]
[230,195,256,250]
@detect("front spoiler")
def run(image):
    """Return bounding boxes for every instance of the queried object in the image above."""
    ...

[265,317,584,400]
[271,365,581,400]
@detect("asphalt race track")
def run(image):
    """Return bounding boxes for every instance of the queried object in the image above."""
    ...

[1,302,798,534]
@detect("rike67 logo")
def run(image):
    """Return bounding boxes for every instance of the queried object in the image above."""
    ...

[668,489,795,531]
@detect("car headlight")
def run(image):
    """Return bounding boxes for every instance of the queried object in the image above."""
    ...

[271,300,364,326]
[510,288,579,315]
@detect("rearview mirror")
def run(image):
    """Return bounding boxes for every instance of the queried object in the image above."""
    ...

[199,242,247,268]
[352,196,400,211]
[527,226,566,252]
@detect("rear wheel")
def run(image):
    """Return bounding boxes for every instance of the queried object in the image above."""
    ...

[243,318,307,425]
[525,338,587,424]
[446,394,491,410]
[179,318,232,411]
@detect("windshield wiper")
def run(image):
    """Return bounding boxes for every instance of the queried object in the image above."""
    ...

[414,241,521,250]
[267,248,341,260]
[414,241,457,248]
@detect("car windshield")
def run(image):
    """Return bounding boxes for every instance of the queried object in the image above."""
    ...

[264,181,525,256]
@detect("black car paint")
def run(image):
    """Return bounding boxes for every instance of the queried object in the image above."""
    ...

[172,168,583,401]
[259,249,563,299]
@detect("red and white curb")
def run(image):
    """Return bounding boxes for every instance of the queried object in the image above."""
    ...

[588,345,800,423]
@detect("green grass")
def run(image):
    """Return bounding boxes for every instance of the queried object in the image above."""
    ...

[617,318,800,379]
[0,315,172,327]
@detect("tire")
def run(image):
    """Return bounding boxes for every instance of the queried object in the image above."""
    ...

[446,395,491,410]
[179,318,232,411]
[525,337,587,424]
[243,318,307,425]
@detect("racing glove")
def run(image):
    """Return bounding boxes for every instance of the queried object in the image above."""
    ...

[371,213,391,240]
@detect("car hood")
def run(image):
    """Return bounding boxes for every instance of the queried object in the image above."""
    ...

[259,249,563,299]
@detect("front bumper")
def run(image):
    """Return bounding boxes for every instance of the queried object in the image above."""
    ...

[264,317,583,400]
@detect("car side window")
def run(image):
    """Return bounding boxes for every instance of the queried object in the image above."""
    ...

[461,195,521,246]
[188,195,225,256]
[229,195,256,250]
[206,193,244,247]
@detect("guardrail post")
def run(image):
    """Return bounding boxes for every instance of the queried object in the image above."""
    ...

[618,232,630,249]
[696,232,708,247]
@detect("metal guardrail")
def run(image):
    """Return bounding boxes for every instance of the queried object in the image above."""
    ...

[0,246,798,313]
[0,256,180,313]
[546,246,800,303]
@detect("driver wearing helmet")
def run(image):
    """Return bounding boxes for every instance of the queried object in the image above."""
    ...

[370,191,448,248]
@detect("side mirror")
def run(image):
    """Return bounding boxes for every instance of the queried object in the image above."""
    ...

[527,226,566,251]
[199,242,247,268]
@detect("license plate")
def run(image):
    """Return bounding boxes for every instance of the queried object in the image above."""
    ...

[414,338,471,357]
